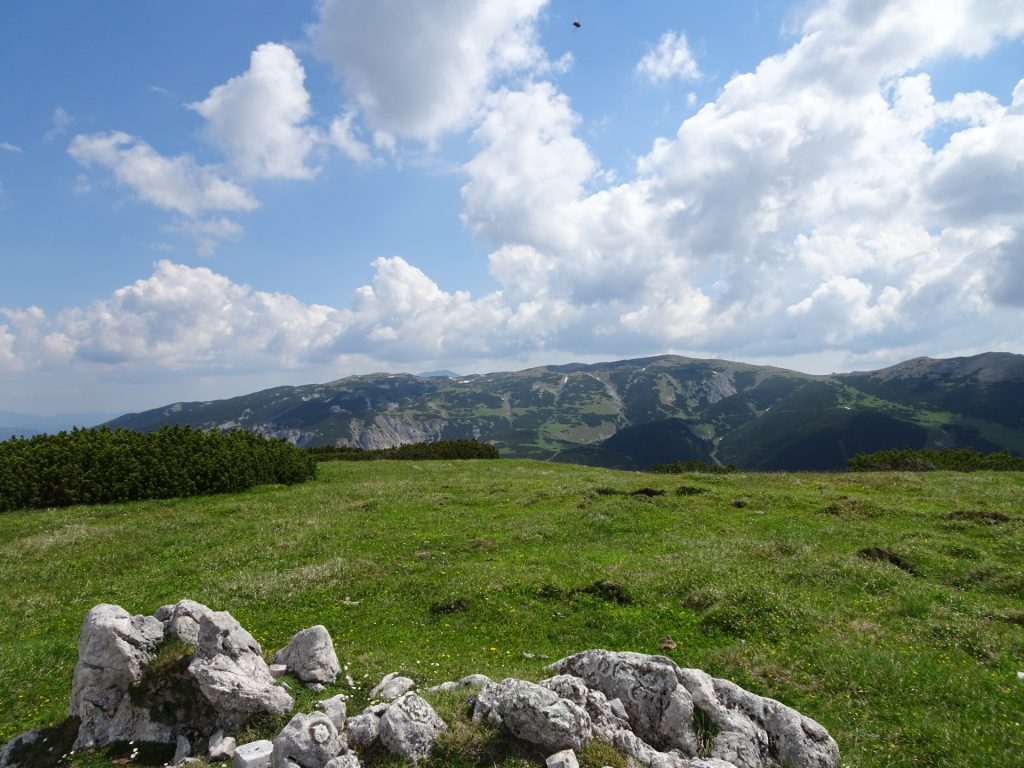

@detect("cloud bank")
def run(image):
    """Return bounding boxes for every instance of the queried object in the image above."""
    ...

[12,0,1022,406]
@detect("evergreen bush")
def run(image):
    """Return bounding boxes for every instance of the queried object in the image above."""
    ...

[305,438,499,462]
[847,447,1024,472]
[0,426,316,512]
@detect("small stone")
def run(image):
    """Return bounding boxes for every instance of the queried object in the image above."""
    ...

[172,735,191,765]
[344,713,380,747]
[306,682,326,693]
[271,712,342,768]
[209,730,236,762]
[272,625,341,685]
[659,635,677,650]
[317,695,348,729]
[269,664,287,678]
[325,755,361,768]
[370,672,415,702]
[233,739,273,768]
[546,749,579,768]
[426,674,492,694]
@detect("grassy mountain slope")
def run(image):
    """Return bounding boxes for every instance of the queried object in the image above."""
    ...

[106,353,1024,470]
[1,461,1021,768]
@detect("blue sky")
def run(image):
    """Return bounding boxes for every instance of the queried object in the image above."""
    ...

[1,0,1022,416]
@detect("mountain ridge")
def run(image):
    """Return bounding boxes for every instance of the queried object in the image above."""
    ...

[105,352,1024,471]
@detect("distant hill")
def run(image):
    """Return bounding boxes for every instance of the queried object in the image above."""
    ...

[105,352,1024,471]
[0,410,118,440]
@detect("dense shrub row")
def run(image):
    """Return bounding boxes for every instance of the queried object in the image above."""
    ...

[0,426,316,512]
[305,439,500,462]
[847,447,1024,472]
[649,459,738,474]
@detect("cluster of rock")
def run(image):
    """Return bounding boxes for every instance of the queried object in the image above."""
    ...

[0,601,839,768]
[473,651,839,768]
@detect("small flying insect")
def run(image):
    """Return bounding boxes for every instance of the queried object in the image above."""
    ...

[572,17,581,28]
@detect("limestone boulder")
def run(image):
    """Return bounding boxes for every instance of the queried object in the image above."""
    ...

[69,603,174,748]
[378,693,447,762]
[549,650,839,768]
[677,670,839,768]
[547,650,698,756]
[188,611,294,732]
[273,626,340,685]
[272,712,344,768]
[473,678,592,752]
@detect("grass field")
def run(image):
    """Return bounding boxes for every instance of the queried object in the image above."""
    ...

[0,460,1022,767]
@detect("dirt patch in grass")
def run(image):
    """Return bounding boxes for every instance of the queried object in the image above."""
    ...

[858,547,918,576]
[592,486,667,498]
[431,597,471,615]
[630,488,666,498]
[536,579,634,605]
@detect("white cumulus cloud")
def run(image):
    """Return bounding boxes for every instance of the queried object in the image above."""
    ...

[309,0,549,144]
[68,132,259,217]
[637,30,700,83]
[189,43,320,180]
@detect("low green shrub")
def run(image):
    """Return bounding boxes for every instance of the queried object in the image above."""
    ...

[305,439,499,462]
[650,459,737,474]
[0,425,316,512]
[847,447,1024,472]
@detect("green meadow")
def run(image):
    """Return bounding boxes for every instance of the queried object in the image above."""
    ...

[1,460,1022,767]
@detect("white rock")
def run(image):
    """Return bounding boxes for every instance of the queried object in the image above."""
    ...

[234,739,274,768]
[473,678,591,752]
[272,712,343,768]
[270,664,288,678]
[343,713,380,747]
[317,695,348,729]
[158,599,216,646]
[324,755,361,768]
[188,611,294,732]
[547,650,697,755]
[427,674,492,693]
[546,749,579,768]
[370,672,415,702]
[273,626,341,685]
[549,650,839,768]
[209,730,237,761]
[378,692,447,762]
[69,603,173,749]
